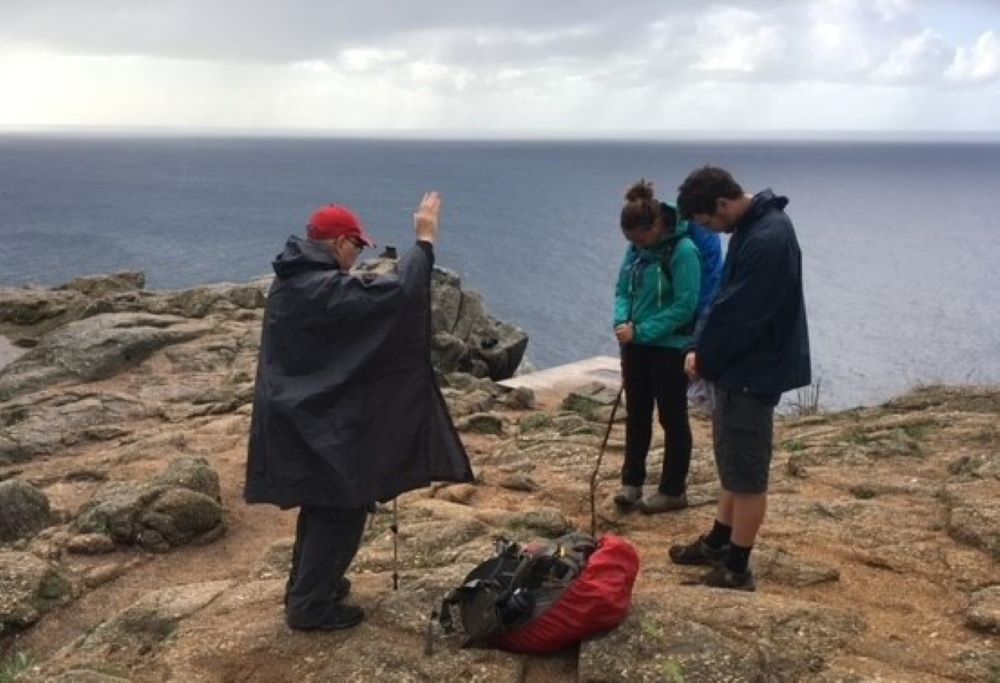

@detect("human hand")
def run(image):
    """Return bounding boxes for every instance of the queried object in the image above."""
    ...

[414,191,441,243]
[684,351,699,380]
[615,323,634,344]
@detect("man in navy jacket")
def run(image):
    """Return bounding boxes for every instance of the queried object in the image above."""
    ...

[670,166,811,591]
[246,193,473,630]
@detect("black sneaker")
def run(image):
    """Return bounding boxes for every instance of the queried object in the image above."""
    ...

[287,603,365,632]
[697,565,756,592]
[668,536,728,566]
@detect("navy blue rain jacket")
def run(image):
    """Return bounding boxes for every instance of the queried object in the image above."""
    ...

[245,237,473,509]
[694,190,811,401]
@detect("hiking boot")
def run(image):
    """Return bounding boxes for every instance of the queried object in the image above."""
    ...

[613,485,642,507]
[668,536,728,566]
[287,603,365,632]
[639,491,688,514]
[696,565,756,592]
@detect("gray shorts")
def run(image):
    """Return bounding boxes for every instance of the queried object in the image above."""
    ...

[712,387,775,494]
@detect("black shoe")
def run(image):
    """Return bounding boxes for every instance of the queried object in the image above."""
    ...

[285,577,351,607]
[287,603,365,632]
[668,536,728,566]
[697,565,756,592]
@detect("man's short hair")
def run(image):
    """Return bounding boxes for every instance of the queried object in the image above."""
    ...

[677,166,744,220]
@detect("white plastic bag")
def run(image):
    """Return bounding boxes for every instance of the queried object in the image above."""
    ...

[687,379,715,415]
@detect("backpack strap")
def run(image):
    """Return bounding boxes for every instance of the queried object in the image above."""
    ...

[433,577,510,649]
[658,232,697,336]
[430,538,523,650]
[509,534,597,590]
[549,533,599,580]
[657,232,691,287]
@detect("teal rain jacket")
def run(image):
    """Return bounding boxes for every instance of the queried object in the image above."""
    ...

[613,219,701,349]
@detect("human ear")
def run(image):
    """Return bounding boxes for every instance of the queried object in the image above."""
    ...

[328,239,343,258]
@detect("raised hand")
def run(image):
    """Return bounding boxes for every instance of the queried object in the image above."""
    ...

[414,191,442,243]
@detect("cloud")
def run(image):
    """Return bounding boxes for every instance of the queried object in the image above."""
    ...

[873,30,953,83]
[0,0,998,131]
[691,6,786,74]
[946,30,1000,83]
[0,1,647,63]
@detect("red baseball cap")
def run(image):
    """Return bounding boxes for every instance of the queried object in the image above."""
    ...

[306,204,377,248]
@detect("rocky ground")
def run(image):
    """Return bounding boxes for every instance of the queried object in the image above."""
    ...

[0,270,997,683]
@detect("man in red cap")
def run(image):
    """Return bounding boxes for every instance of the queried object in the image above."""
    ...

[246,192,473,631]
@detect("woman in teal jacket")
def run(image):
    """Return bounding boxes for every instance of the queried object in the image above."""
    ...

[613,180,701,513]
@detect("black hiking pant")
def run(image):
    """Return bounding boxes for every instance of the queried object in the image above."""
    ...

[285,505,367,627]
[621,344,692,496]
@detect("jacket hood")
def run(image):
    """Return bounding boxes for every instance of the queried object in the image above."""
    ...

[740,189,789,227]
[660,202,691,239]
[272,235,341,278]
[673,219,692,239]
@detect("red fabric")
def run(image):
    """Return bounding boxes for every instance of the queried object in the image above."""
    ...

[497,534,640,654]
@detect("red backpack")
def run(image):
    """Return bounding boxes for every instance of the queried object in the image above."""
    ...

[432,532,639,654]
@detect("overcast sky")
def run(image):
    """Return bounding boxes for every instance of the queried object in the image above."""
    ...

[1,0,999,135]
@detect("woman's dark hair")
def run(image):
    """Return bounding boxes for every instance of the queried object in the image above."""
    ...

[620,179,676,232]
[676,166,743,219]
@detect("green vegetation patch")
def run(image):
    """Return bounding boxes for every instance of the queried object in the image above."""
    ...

[0,651,31,683]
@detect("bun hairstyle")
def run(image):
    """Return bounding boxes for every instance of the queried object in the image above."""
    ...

[621,179,676,232]
[624,179,655,204]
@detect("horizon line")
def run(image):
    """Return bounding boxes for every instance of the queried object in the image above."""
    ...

[2,125,1000,143]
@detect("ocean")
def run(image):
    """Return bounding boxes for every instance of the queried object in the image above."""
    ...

[1,134,999,408]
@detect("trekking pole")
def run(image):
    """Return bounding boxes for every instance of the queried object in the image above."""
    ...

[391,498,400,591]
[589,384,625,536]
